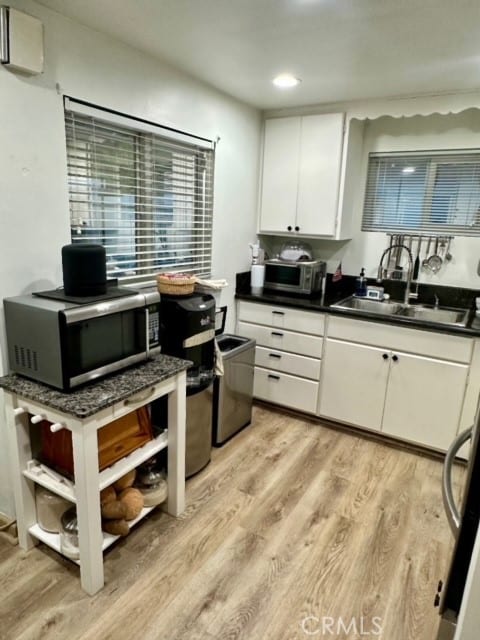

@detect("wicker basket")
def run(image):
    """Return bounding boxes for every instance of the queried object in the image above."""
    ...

[156,274,196,296]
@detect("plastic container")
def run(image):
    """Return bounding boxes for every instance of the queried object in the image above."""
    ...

[36,486,71,533]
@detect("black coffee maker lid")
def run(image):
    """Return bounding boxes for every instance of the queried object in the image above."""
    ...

[62,243,107,297]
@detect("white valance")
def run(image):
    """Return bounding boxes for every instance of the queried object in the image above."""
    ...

[346,92,480,122]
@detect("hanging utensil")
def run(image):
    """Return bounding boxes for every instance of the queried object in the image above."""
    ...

[413,236,421,281]
[393,234,404,280]
[422,237,432,270]
[445,237,453,262]
[427,238,443,274]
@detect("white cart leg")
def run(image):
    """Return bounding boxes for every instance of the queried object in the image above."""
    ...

[72,424,104,595]
[167,371,186,516]
[3,392,37,549]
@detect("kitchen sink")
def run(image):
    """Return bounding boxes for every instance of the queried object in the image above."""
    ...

[396,305,471,327]
[331,296,403,316]
[331,296,471,327]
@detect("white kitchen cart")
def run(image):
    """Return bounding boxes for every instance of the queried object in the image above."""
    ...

[1,356,188,596]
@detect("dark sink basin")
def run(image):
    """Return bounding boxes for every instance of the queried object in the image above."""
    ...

[331,296,471,327]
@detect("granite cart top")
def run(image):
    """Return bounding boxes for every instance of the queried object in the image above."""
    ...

[0,354,191,419]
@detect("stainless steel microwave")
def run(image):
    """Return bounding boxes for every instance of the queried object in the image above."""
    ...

[264,259,326,295]
[3,291,161,390]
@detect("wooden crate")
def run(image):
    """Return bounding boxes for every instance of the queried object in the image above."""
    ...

[38,407,153,478]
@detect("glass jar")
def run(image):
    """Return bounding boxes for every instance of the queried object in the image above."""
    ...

[60,506,80,560]
[35,486,71,534]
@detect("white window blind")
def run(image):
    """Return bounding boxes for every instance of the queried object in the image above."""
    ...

[64,99,215,283]
[362,150,480,236]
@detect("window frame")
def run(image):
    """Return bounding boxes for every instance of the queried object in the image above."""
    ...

[64,97,215,284]
[362,149,480,236]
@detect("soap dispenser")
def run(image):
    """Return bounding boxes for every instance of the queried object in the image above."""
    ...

[355,268,367,297]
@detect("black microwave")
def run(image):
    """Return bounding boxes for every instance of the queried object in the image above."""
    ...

[3,291,161,390]
[264,259,326,295]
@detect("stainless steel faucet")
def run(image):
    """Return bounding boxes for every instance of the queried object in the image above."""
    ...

[377,243,418,304]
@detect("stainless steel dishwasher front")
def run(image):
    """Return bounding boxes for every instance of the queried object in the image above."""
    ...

[213,334,255,446]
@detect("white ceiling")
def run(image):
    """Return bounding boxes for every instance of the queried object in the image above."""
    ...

[38,0,480,110]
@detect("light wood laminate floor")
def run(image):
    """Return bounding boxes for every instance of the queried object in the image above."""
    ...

[0,405,464,640]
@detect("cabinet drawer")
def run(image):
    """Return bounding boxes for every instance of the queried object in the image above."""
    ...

[238,321,323,358]
[327,315,473,363]
[238,301,325,336]
[254,367,319,414]
[255,346,321,380]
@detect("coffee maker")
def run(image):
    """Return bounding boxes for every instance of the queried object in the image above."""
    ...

[152,292,216,477]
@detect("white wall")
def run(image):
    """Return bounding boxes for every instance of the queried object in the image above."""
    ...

[0,0,261,516]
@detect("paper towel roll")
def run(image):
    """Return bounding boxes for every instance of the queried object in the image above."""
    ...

[250,265,265,294]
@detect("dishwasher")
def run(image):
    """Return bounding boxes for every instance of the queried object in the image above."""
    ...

[213,334,255,446]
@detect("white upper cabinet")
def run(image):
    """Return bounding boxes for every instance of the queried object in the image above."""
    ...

[259,117,302,235]
[258,113,359,239]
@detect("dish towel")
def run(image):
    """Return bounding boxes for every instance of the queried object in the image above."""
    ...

[194,277,228,291]
[214,339,224,377]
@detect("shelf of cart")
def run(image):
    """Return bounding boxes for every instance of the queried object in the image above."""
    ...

[28,524,80,565]
[29,506,157,563]
[23,460,76,503]
[98,430,168,492]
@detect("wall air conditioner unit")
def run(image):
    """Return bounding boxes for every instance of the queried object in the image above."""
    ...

[0,6,43,75]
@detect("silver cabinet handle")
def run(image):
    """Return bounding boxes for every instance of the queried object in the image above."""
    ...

[268,374,280,381]
[271,331,284,337]
[269,353,282,359]
[442,426,473,534]
[272,310,285,316]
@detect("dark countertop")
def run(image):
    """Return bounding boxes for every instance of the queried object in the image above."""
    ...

[0,354,191,419]
[235,272,480,338]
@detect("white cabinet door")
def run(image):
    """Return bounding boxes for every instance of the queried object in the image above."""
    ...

[259,113,345,237]
[382,352,469,451]
[318,338,390,431]
[297,113,344,236]
[259,117,301,234]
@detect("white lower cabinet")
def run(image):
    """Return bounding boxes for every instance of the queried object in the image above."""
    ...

[255,346,321,379]
[319,339,390,431]
[238,301,477,453]
[319,316,474,452]
[254,367,319,414]
[237,301,324,415]
[382,352,468,451]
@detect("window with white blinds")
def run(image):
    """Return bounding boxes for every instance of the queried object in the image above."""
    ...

[64,99,215,283]
[362,150,480,236]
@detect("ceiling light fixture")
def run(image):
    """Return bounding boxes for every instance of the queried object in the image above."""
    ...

[272,73,301,89]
